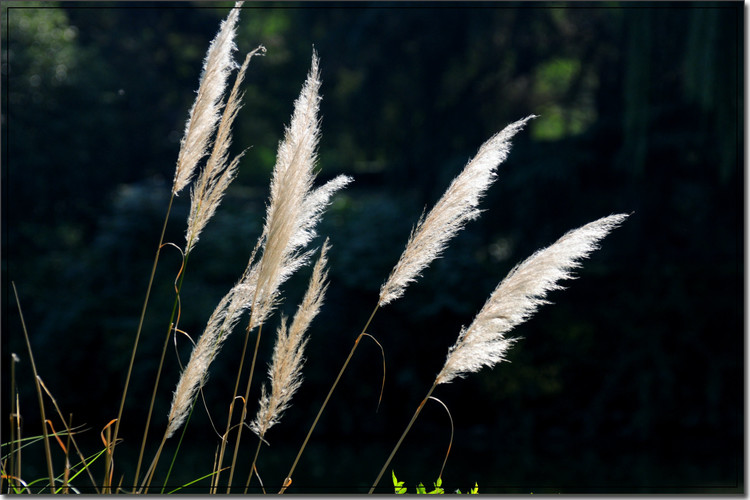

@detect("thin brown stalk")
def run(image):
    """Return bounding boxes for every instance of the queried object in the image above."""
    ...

[9,353,19,493]
[369,383,437,494]
[12,282,55,492]
[36,377,100,493]
[117,192,174,491]
[279,303,380,494]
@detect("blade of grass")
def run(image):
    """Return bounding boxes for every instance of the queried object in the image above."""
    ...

[166,466,229,495]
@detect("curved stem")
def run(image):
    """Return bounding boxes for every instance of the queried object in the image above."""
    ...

[369,382,438,494]
[279,303,380,494]
[160,395,198,493]
[243,437,264,493]
[226,322,264,492]
[132,249,190,491]
[112,192,174,486]
[212,314,257,492]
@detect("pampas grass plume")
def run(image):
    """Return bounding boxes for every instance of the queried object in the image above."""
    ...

[172,1,243,195]
[436,213,629,385]
[185,46,266,253]
[251,240,330,439]
[250,51,351,329]
[379,116,535,307]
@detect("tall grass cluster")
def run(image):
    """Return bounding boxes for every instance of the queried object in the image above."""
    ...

[5,4,628,494]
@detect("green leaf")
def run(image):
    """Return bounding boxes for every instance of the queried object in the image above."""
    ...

[392,471,407,494]
[470,483,479,494]
[416,482,427,494]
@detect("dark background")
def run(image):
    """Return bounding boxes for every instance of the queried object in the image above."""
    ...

[2,1,743,494]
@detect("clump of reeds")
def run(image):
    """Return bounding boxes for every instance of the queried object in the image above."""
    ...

[5,3,630,495]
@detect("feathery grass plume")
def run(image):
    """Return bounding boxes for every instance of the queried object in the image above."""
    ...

[379,116,536,306]
[435,213,629,385]
[185,46,266,253]
[172,1,243,195]
[250,51,351,329]
[165,245,262,438]
[251,240,330,440]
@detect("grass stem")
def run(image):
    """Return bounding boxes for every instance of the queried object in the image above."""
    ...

[108,192,173,488]
[279,303,380,494]
[132,250,190,490]
[243,437,263,493]
[212,313,256,492]
[12,282,55,493]
[226,321,264,492]
[369,382,437,494]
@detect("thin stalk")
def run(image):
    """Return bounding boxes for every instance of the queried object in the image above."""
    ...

[160,393,198,493]
[369,382,438,494]
[36,379,100,493]
[132,251,191,490]
[279,303,380,494]
[226,322,264,492]
[9,354,18,493]
[12,282,55,492]
[212,312,256,493]
[243,437,263,493]
[63,415,73,495]
[139,433,168,494]
[12,395,22,492]
[111,193,174,472]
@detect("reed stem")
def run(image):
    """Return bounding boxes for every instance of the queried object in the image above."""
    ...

[139,433,168,494]
[226,321,264,492]
[243,437,264,493]
[132,249,190,491]
[279,303,380,494]
[212,310,258,492]
[13,283,55,493]
[112,193,174,475]
[369,382,438,494]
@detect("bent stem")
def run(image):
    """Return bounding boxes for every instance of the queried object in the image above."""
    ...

[212,312,258,492]
[226,321,264,492]
[369,382,438,494]
[112,193,175,476]
[243,437,264,493]
[279,303,380,494]
[132,249,191,491]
